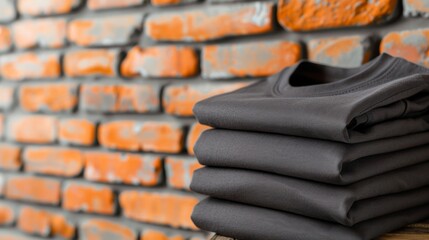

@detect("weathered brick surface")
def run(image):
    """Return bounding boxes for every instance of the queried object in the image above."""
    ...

[68,14,143,47]
[7,115,57,144]
[163,82,248,116]
[17,0,82,16]
[0,203,15,226]
[308,36,372,68]
[0,85,14,110]
[23,147,84,177]
[0,25,11,52]
[187,123,211,155]
[278,0,398,31]
[0,52,61,81]
[121,46,199,78]
[98,121,184,153]
[59,118,96,146]
[145,2,274,41]
[404,0,429,17]
[64,49,118,77]
[151,0,197,6]
[165,156,202,190]
[19,83,79,113]
[87,0,144,10]
[80,83,160,113]
[381,28,429,67]
[0,0,16,23]
[12,18,66,49]
[62,182,116,215]
[203,40,301,78]
[84,151,162,186]
[5,176,61,204]
[119,191,198,229]
[0,144,21,170]
[141,229,185,240]
[80,219,136,240]
[17,206,75,238]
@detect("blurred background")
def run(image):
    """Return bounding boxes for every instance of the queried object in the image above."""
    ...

[0,0,428,239]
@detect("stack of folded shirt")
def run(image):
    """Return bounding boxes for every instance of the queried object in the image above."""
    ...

[190,53,429,240]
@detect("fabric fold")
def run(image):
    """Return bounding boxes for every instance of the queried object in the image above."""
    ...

[195,129,429,184]
[191,165,429,225]
[193,54,429,143]
[192,198,429,240]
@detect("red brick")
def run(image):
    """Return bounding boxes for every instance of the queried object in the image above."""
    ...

[19,83,78,113]
[98,121,184,153]
[23,147,84,177]
[119,191,198,229]
[7,115,57,144]
[145,2,274,41]
[62,182,115,215]
[84,151,162,186]
[404,0,429,16]
[59,118,96,146]
[79,85,116,113]
[0,0,16,22]
[0,203,15,226]
[81,219,136,240]
[380,28,429,67]
[187,123,211,155]
[68,14,142,47]
[203,40,301,78]
[0,204,15,226]
[121,46,198,78]
[0,52,61,81]
[17,206,75,238]
[64,49,119,77]
[163,82,248,116]
[0,85,14,110]
[116,84,160,113]
[308,36,372,68]
[98,121,138,151]
[80,83,160,113]
[5,176,60,204]
[278,0,398,31]
[87,0,144,10]
[151,0,196,6]
[165,156,202,190]
[12,18,66,49]
[140,229,185,240]
[18,207,50,237]
[17,0,82,16]
[0,144,21,170]
[0,26,11,52]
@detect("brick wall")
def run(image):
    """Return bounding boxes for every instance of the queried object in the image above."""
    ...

[0,0,428,239]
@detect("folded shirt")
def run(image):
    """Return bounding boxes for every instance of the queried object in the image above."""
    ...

[192,198,429,240]
[195,129,429,184]
[194,54,429,143]
[191,165,429,225]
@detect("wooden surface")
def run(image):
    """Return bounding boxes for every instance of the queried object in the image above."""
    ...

[211,221,429,240]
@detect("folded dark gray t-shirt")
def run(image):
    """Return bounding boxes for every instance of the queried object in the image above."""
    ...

[191,165,429,225]
[192,198,429,240]
[195,129,429,184]
[194,54,429,143]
